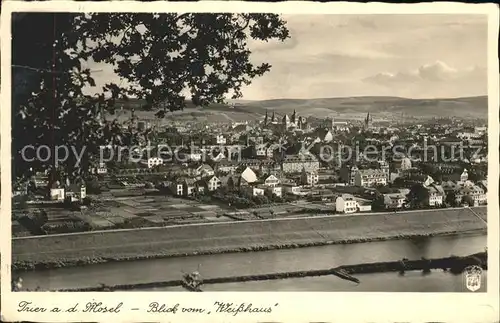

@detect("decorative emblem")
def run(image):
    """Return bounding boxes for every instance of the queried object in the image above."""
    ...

[463,265,483,292]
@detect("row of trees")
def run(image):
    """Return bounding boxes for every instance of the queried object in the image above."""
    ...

[372,184,479,211]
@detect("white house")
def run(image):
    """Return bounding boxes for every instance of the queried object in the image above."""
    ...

[383,193,406,209]
[266,145,278,158]
[355,197,372,212]
[240,167,258,184]
[349,166,359,186]
[354,169,387,187]
[282,184,307,196]
[266,185,282,197]
[65,183,87,202]
[282,154,320,174]
[263,174,281,187]
[247,186,265,196]
[426,185,444,206]
[217,160,239,173]
[254,144,268,157]
[94,162,108,174]
[169,181,184,196]
[216,134,227,145]
[459,185,487,206]
[335,194,358,214]
[50,187,65,201]
[147,157,164,168]
[204,176,222,192]
[457,132,482,140]
[300,169,319,186]
[188,151,203,162]
[183,179,197,196]
[196,164,215,177]
[213,152,226,162]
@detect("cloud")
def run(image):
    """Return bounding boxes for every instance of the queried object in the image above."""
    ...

[81,15,487,100]
[417,61,458,81]
[363,61,486,84]
[361,61,487,98]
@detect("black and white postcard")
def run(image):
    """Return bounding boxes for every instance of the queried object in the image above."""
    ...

[1,1,499,322]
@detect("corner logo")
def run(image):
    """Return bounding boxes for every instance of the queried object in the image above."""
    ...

[463,265,482,292]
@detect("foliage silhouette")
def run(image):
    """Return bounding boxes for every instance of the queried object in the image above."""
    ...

[12,13,290,182]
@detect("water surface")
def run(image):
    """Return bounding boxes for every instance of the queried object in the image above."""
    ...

[20,233,487,292]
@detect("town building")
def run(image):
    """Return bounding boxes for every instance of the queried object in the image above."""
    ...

[282,154,320,174]
[354,169,387,187]
[383,193,406,209]
[240,167,258,185]
[216,134,227,145]
[169,180,184,196]
[65,182,86,202]
[393,157,412,172]
[282,184,307,196]
[312,128,334,143]
[421,176,445,206]
[183,178,197,196]
[49,183,65,201]
[263,174,281,187]
[195,164,215,178]
[217,160,239,174]
[204,175,222,192]
[266,185,283,197]
[252,143,275,158]
[147,157,164,168]
[459,185,487,206]
[245,186,265,196]
[335,194,358,214]
[300,168,319,186]
[94,162,108,175]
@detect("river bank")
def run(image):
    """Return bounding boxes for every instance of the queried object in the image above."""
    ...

[12,207,487,272]
[17,233,487,291]
[49,251,487,292]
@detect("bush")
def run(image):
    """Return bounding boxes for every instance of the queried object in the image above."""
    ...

[82,196,93,206]
[86,181,102,194]
[42,221,92,234]
[253,195,269,205]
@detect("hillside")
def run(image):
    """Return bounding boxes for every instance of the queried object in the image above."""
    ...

[238,96,488,120]
[108,95,488,123]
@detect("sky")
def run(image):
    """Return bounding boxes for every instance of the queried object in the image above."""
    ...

[85,14,488,100]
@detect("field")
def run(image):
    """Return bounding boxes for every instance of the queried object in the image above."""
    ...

[12,196,236,236]
[12,206,487,270]
[12,193,342,237]
[106,95,488,123]
[224,202,336,221]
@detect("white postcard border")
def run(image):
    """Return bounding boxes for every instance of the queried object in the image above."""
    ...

[1,2,499,322]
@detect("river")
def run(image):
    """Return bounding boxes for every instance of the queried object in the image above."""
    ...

[19,233,487,292]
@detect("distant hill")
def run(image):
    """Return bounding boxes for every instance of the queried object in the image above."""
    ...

[236,96,488,120]
[108,95,487,123]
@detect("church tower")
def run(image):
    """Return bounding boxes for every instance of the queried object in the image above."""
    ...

[364,112,373,129]
[460,169,469,182]
[282,114,291,129]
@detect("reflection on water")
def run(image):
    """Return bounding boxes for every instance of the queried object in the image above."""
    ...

[19,233,487,292]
